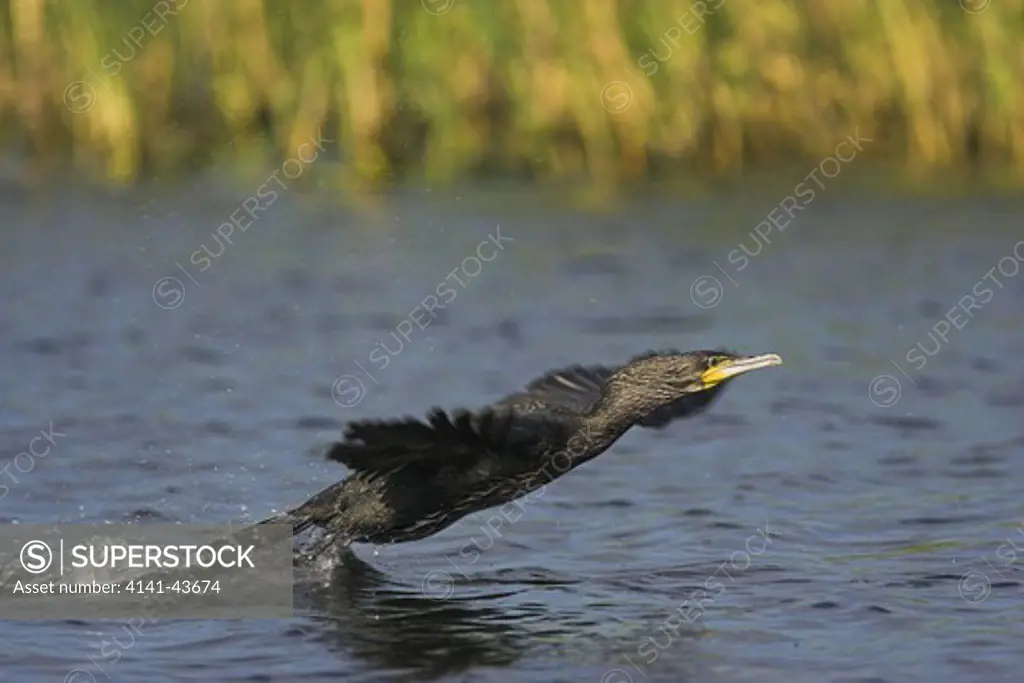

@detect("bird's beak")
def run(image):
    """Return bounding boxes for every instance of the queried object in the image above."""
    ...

[700,353,783,388]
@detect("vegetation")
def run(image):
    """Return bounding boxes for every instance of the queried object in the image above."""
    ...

[1,0,1022,189]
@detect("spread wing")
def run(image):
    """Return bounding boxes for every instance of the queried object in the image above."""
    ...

[325,407,549,475]
[494,348,726,428]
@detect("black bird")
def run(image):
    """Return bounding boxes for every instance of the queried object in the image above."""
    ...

[263,349,782,557]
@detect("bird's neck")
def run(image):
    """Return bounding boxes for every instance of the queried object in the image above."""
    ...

[575,392,647,457]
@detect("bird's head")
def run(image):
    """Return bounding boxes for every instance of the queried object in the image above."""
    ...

[602,349,783,420]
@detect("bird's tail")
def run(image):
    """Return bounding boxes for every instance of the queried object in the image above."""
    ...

[256,495,355,561]
[256,481,349,538]
[256,507,317,535]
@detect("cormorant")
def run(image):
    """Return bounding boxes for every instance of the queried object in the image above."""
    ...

[263,349,781,557]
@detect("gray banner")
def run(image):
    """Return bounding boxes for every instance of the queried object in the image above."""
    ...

[0,523,294,618]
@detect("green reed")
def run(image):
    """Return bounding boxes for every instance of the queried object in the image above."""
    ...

[1,0,1022,189]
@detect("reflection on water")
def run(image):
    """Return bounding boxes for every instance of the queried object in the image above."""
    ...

[297,550,528,678]
[0,180,1023,682]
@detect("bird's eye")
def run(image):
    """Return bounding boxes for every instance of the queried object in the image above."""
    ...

[708,356,726,367]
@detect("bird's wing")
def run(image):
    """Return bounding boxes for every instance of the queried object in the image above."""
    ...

[507,363,616,413]
[326,407,544,475]
[497,348,724,428]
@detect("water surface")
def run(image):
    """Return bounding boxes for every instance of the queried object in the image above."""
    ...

[0,180,1022,682]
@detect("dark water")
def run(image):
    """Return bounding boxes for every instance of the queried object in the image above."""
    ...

[1,178,1023,682]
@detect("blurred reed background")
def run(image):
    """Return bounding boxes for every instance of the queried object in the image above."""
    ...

[1,0,1022,192]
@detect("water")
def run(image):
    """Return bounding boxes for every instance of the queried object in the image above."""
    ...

[1,178,1022,682]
